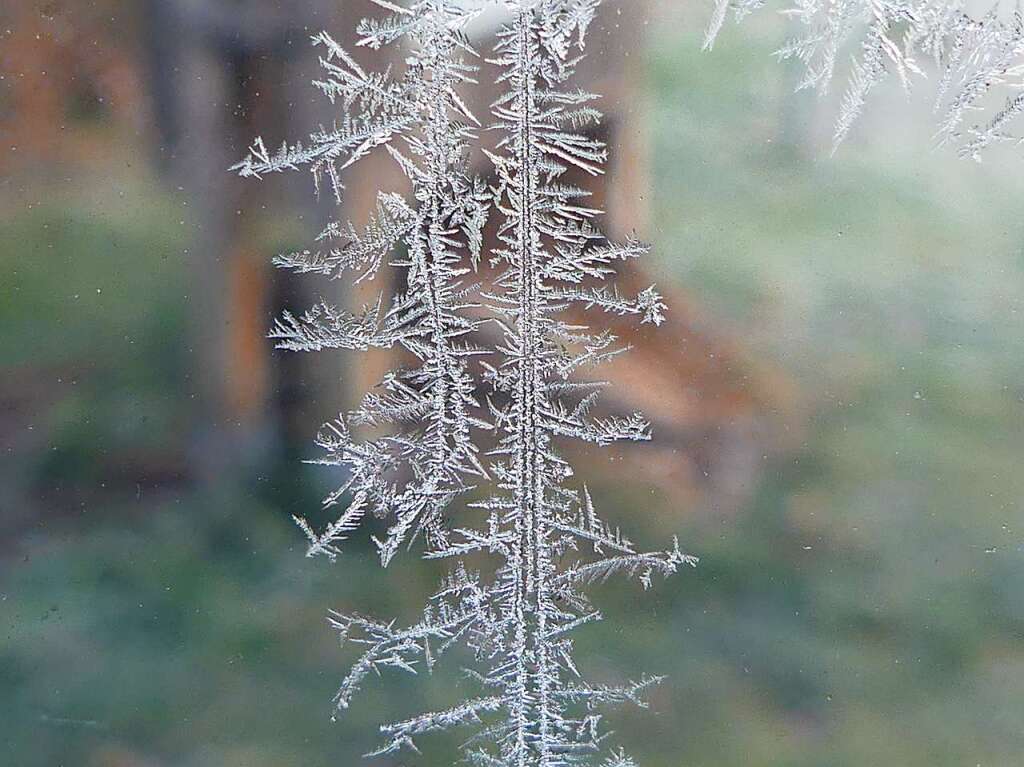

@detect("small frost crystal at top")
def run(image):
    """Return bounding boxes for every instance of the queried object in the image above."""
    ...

[704,0,1024,159]
[235,1,696,765]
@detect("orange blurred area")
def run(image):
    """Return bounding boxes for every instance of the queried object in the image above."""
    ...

[0,2,144,175]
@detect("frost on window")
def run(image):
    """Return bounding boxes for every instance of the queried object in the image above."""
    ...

[236,3,491,568]
[235,1,696,764]
[704,0,1024,158]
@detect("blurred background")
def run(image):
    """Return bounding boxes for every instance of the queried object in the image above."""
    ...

[3,1,1024,766]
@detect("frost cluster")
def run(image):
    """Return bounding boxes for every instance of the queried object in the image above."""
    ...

[235,1,695,765]
[705,0,1024,158]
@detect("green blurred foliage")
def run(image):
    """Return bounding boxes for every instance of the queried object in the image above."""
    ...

[3,9,1024,767]
[1,188,189,529]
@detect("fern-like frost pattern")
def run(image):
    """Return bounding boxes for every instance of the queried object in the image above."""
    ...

[236,2,695,765]
[705,0,1024,158]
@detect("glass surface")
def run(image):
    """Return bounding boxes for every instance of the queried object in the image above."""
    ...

[2,2,1023,766]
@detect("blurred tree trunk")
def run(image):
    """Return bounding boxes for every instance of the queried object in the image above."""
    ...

[141,0,353,490]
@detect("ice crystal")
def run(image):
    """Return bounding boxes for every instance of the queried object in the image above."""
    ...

[704,0,1024,158]
[236,1,695,764]
[236,0,492,566]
